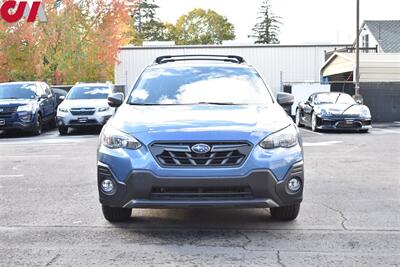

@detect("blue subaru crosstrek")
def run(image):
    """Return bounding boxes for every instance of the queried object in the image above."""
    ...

[98,55,304,222]
[0,82,57,135]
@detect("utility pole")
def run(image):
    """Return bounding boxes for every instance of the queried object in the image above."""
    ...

[355,0,361,98]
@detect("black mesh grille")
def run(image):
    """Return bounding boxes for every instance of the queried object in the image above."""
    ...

[0,106,17,118]
[151,186,253,200]
[150,142,252,167]
[98,165,113,179]
[70,108,96,116]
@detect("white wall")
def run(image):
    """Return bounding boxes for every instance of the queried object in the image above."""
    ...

[115,44,349,95]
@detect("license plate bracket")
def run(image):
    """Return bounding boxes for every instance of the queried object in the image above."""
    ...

[78,117,88,123]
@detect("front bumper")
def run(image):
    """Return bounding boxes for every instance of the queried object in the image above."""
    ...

[98,161,304,209]
[0,113,36,132]
[316,115,372,131]
[57,113,112,128]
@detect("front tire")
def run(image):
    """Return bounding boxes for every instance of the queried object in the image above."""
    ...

[58,126,68,136]
[295,109,302,127]
[102,205,132,222]
[311,112,318,132]
[270,204,300,221]
[32,114,42,136]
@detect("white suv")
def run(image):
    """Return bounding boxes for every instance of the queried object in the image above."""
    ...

[56,83,115,135]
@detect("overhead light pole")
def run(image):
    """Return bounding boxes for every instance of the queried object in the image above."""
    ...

[355,0,361,98]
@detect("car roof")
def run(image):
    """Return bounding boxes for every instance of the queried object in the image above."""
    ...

[147,60,254,70]
[73,83,112,87]
[0,81,41,85]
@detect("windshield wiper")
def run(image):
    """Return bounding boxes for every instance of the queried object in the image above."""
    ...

[195,102,238,105]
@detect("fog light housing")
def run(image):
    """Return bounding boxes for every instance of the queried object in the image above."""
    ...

[101,179,115,194]
[287,177,302,193]
[18,112,32,122]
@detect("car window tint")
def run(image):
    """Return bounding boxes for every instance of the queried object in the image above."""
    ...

[67,86,111,100]
[129,66,273,105]
[0,83,37,99]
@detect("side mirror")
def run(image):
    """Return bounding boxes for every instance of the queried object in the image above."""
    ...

[108,93,124,108]
[277,92,294,107]
[39,94,48,100]
[59,95,65,101]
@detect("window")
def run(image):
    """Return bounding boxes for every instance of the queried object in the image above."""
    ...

[129,66,274,105]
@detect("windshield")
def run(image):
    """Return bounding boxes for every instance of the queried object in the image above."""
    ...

[0,83,37,100]
[314,93,356,105]
[128,66,274,105]
[67,86,111,100]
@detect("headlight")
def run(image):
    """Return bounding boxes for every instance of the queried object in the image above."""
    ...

[98,107,110,112]
[259,125,298,149]
[319,109,331,116]
[102,126,142,150]
[58,107,68,113]
[17,103,35,112]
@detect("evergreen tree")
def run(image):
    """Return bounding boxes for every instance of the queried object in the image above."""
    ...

[132,0,164,42]
[250,0,282,44]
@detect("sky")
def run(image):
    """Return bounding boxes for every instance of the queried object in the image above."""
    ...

[156,0,400,45]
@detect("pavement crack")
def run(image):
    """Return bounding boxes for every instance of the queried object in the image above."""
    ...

[236,230,252,250]
[45,253,61,266]
[276,250,285,267]
[320,203,349,230]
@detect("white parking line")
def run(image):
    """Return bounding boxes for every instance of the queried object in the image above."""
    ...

[0,155,61,159]
[0,174,24,178]
[299,128,324,136]
[372,128,400,134]
[303,141,343,147]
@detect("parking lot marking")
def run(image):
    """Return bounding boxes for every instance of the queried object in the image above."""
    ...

[374,128,400,134]
[0,155,61,159]
[0,174,24,178]
[303,141,342,147]
[299,128,323,136]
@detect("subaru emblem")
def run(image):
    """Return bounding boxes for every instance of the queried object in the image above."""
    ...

[191,144,211,154]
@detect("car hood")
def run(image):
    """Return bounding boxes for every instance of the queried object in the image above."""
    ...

[110,104,293,144]
[0,99,36,107]
[60,99,109,109]
[317,103,365,115]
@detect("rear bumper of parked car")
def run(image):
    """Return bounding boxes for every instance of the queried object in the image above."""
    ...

[97,161,304,209]
[316,115,372,131]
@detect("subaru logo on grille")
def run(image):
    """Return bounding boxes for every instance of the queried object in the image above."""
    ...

[191,144,211,154]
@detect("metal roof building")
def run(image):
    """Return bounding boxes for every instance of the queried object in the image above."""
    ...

[115,44,350,95]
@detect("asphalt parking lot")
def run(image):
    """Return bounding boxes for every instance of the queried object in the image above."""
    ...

[0,125,399,266]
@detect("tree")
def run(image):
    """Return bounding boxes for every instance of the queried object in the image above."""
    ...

[0,0,133,84]
[174,8,235,45]
[131,0,165,43]
[250,0,282,44]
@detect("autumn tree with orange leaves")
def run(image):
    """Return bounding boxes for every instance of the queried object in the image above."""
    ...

[0,0,134,84]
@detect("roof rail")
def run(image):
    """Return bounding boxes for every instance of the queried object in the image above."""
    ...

[154,55,246,64]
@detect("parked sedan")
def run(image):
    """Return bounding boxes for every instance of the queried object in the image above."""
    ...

[295,92,372,132]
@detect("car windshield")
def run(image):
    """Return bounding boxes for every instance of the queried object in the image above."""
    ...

[128,66,274,105]
[0,83,37,100]
[314,93,356,105]
[67,86,111,100]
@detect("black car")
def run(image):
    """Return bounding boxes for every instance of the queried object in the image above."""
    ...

[52,88,68,107]
[0,82,57,135]
[295,92,372,132]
